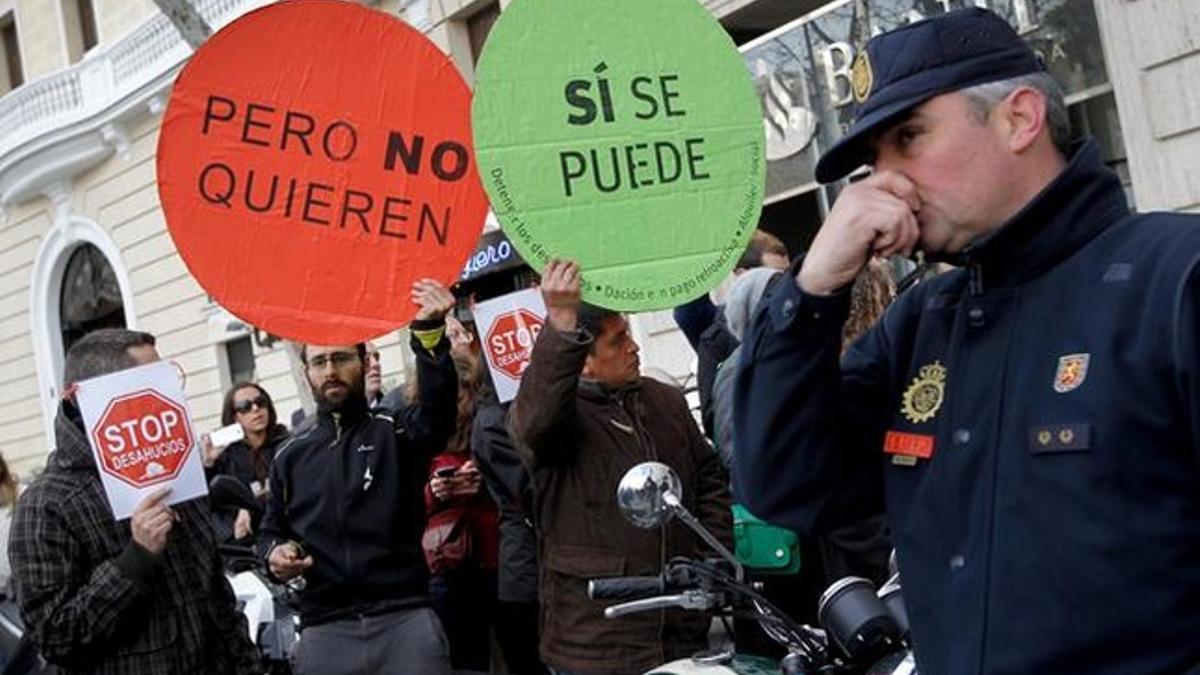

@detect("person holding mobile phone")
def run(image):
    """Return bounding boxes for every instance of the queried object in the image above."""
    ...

[204,382,289,544]
[420,352,502,673]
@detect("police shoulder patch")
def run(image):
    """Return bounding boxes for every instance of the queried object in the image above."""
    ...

[1053,353,1090,393]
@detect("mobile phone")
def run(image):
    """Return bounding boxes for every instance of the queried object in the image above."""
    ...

[433,466,457,479]
[209,423,245,447]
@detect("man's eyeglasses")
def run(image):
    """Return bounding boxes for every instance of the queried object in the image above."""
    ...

[367,350,381,364]
[233,395,269,414]
[307,351,360,371]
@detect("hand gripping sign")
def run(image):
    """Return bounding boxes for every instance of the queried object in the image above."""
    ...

[472,288,547,403]
[157,0,489,344]
[471,0,766,311]
[76,361,208,520]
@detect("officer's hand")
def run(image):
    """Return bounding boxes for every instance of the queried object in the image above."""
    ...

[131,487,174,555]
[542,258,581,332]
[268,542,314,582]
[798,171,921,296]
[412,279,456,321]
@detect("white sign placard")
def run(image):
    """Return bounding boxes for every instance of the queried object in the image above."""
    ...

[75,360,208,520]
[473,288,547,403]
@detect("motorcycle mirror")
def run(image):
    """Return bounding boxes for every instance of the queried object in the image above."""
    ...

[209,475,262,515]
[617,462,685,529]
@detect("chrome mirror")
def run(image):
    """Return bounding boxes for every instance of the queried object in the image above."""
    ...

[617,462,684,529]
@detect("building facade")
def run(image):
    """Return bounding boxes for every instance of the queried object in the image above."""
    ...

[0,0,1196,473]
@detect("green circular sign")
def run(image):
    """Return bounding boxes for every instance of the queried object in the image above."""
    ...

[472,0,765,310]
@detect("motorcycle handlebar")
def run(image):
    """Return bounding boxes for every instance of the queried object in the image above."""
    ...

[588,576,666,600]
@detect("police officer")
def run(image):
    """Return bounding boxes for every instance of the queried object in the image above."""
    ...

[733,8,1200,674]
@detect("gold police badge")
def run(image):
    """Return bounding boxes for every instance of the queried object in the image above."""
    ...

[901,361,946,424]
[851,51,873,104]
[1053,353,1090,393]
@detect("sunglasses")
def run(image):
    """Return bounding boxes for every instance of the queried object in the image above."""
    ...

[233,395,269,414]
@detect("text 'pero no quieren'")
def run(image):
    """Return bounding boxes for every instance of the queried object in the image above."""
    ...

[193,94,472,246]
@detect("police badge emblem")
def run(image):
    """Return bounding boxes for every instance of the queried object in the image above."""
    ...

[901,361,946,424]
[851,51,873,104]
[1053,353,1090,393]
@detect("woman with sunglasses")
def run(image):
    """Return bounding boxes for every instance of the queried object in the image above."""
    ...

[204,382,290,544]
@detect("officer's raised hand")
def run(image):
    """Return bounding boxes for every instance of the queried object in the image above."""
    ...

[798,171,921,296]
[411,278,455,321]
[541,258,581,332]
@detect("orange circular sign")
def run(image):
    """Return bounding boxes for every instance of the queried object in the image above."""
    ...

[157,0,488,344]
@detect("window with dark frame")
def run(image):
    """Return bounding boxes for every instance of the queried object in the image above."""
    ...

[77,0,98,52]
[59,244,127,355]
[467,2,500,66]
[224,336,256,385]
[62,0,98,63]
[1,12,22,92]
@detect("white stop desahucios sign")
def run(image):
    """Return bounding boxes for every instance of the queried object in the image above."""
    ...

[473,288,548,403]
[76,360,208,520]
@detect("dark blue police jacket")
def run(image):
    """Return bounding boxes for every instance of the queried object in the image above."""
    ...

[733,141,1200,674]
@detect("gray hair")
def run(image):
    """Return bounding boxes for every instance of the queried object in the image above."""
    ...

[961,71,1071,156]
[64,328,156,384]
[724,268,782,342]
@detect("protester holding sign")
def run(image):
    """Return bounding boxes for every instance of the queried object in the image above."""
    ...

[509,259,732,674]
[9,329,259,674]
[258,279,458,675]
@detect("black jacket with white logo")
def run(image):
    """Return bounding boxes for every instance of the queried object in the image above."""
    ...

[258,333,456,625]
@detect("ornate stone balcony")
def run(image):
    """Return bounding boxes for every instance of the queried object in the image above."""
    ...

[0,0,272,213]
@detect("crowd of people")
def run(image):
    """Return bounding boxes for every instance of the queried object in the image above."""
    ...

[4,7,1200,675]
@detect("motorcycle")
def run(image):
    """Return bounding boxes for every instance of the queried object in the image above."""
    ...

[588,462,916,675]
[209,475,300,674]
[0,600,57,675]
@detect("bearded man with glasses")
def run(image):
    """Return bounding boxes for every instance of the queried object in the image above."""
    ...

[258,279,459,675]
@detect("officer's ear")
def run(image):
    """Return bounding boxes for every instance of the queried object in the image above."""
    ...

[1000,86,1048,155]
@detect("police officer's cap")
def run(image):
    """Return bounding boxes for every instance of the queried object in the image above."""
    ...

[814,7,1045,184]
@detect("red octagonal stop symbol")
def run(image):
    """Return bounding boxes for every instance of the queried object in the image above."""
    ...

[91,389,195,488]
[485,309,544,380]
